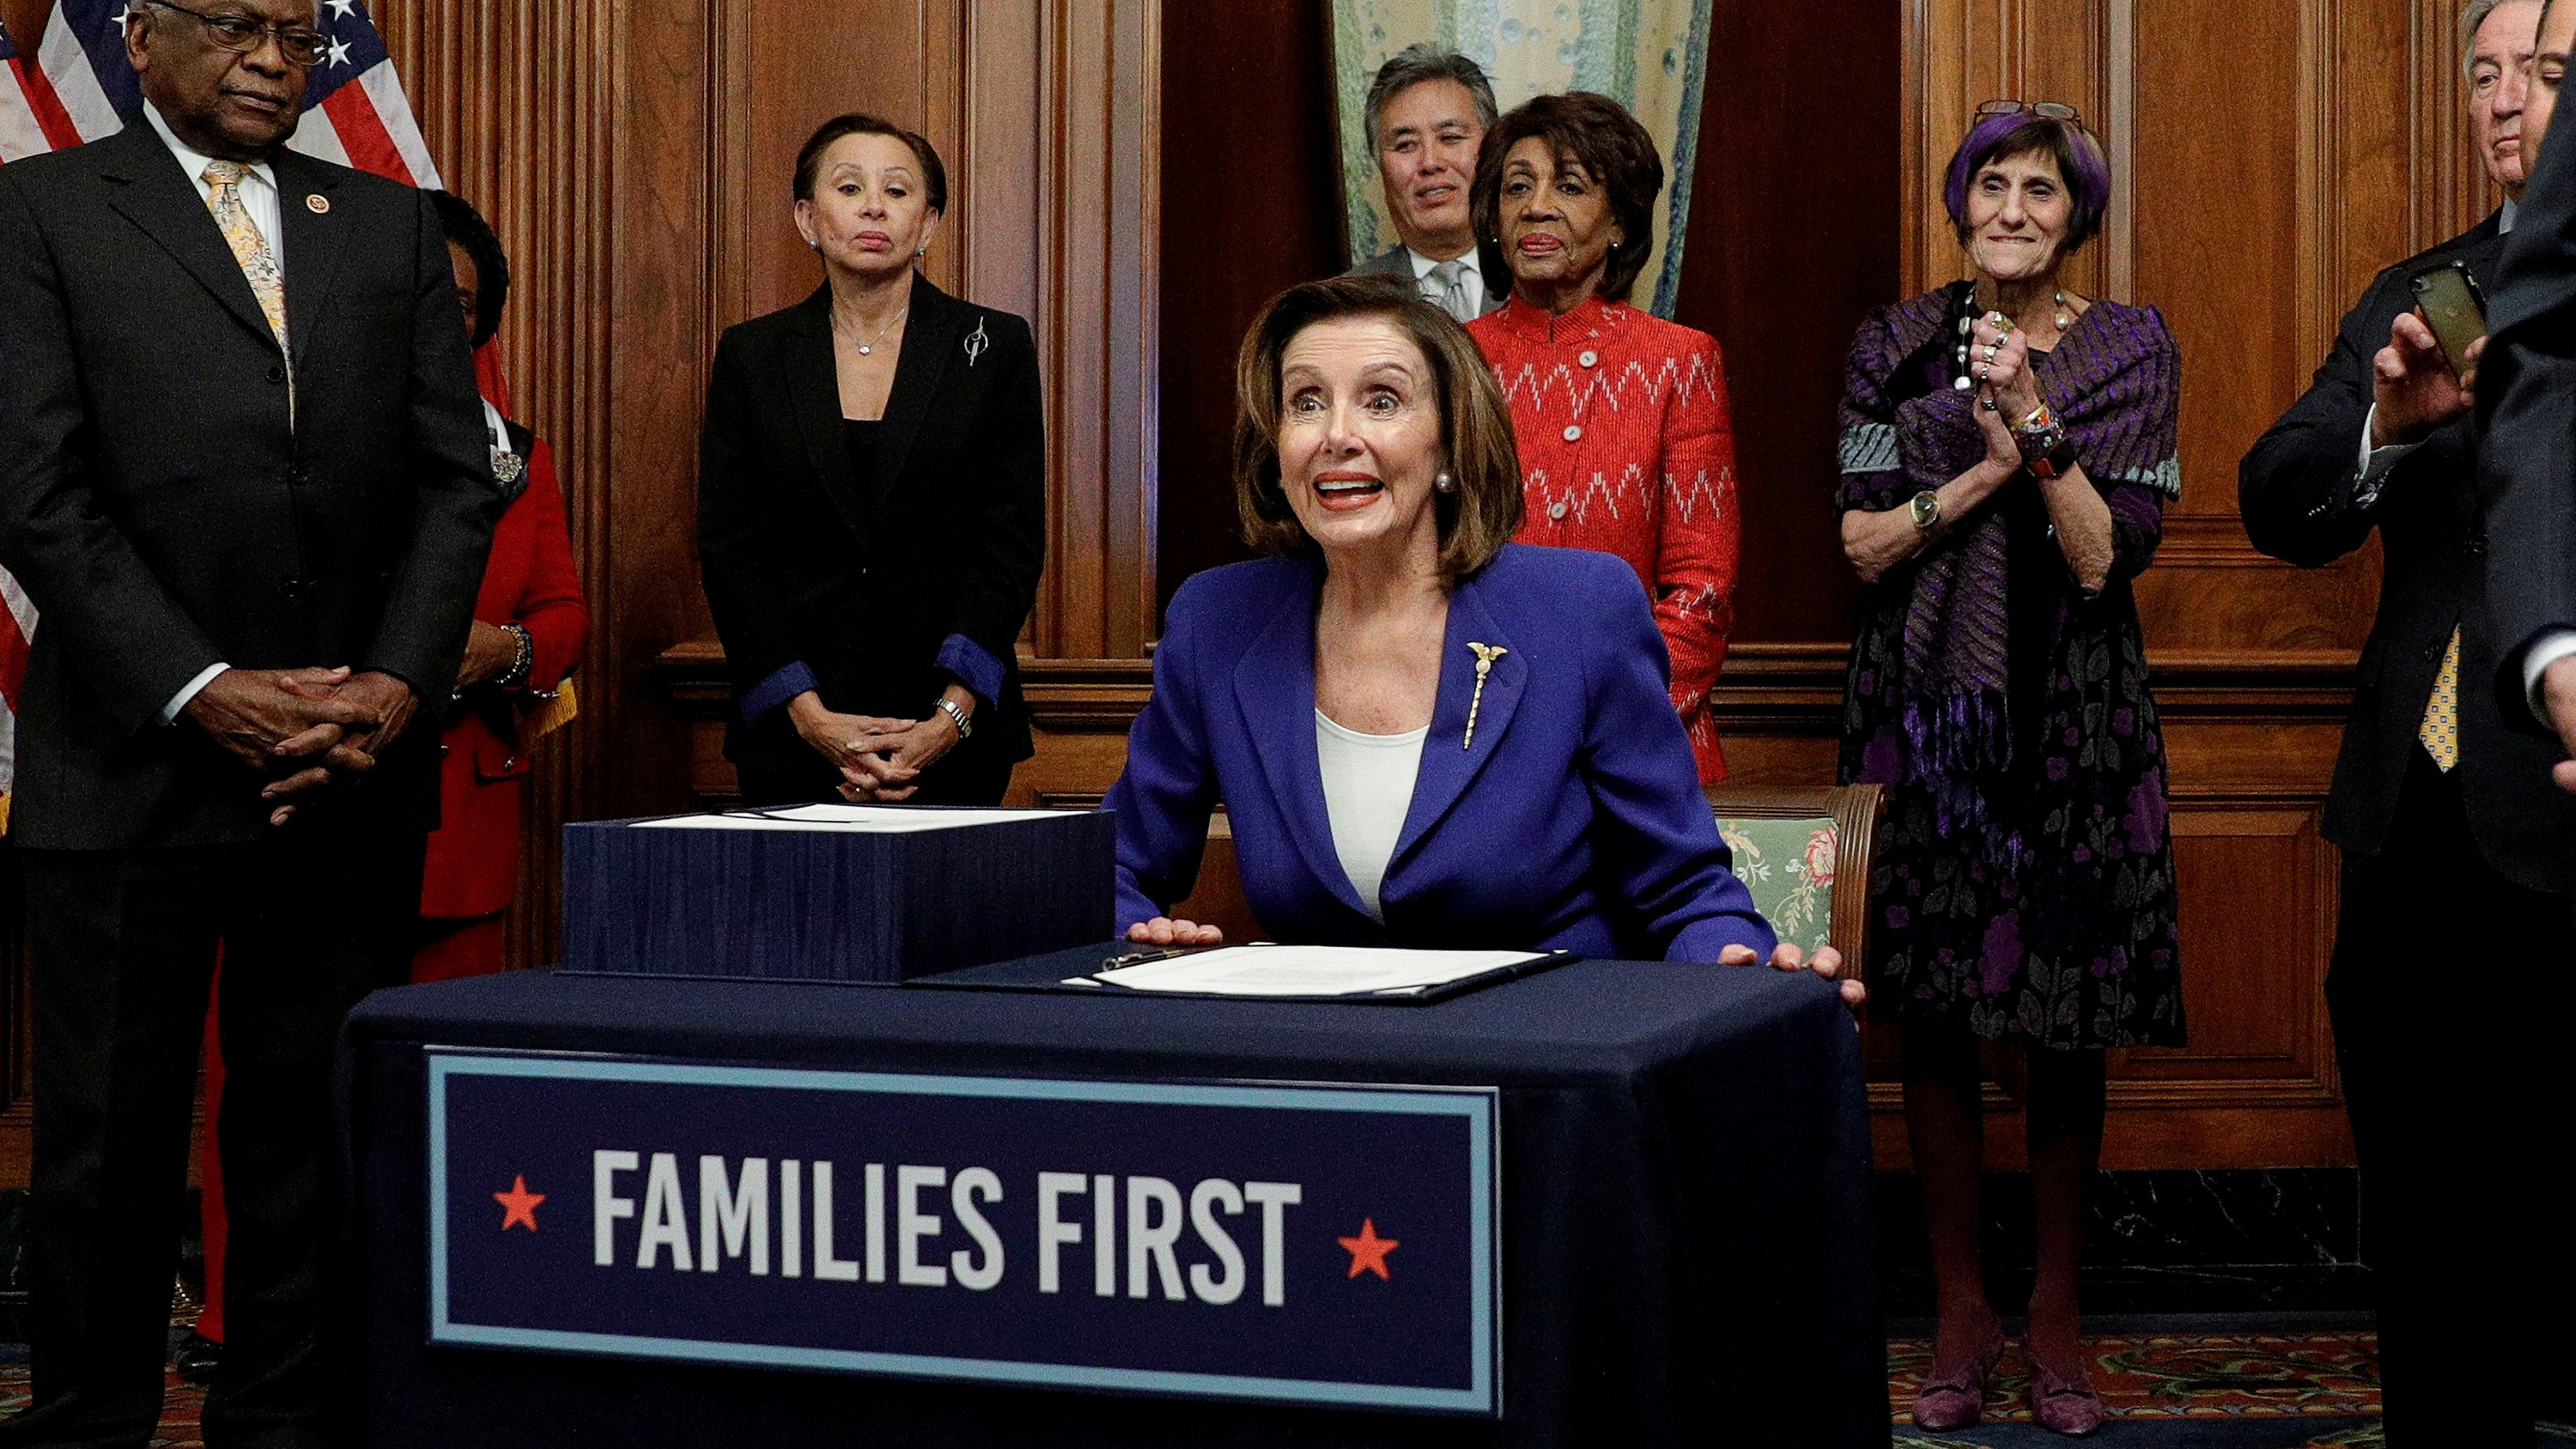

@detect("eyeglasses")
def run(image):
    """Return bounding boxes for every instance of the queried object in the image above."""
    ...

[1977,100,2083,124]
[143,0,329,68]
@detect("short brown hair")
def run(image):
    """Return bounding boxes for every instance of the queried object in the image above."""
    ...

[793,113,947,212]
[1232,276,1523,584]
[1471,92,1663,305]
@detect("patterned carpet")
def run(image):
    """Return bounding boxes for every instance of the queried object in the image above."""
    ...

[6,1329,2574,1446]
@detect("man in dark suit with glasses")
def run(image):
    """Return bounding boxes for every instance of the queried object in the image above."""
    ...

[0,1,496,1443]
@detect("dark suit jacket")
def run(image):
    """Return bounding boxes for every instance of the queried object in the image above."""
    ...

[1346,239,1510,315]
[696,275,1045,780]
[1106,544,1775,961]
[2240,212,2576,894]
[0,124,499,850]
[2480,120,2576,732]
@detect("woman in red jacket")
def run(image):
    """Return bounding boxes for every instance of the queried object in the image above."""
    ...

[1465,93,1741,780]
[414,188,592,979]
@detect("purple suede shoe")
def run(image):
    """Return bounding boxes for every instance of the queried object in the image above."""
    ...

[2028,1345,2107,1436]
[1910,1318,2005,1432]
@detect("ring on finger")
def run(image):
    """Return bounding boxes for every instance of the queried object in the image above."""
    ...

[1981,343,1998,361]
[1979,397,1998,411]
[1976,362,1991,384]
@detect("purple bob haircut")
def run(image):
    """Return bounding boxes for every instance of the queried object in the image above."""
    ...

[1941,110,2112,255]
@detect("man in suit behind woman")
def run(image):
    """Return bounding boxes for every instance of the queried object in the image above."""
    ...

[1345,45,1508,323]
[0,0,498,1441]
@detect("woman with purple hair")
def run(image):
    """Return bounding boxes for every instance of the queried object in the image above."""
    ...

[1835,102,2184,1436]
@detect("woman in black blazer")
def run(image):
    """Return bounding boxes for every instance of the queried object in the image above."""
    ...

[699,113,1045,805]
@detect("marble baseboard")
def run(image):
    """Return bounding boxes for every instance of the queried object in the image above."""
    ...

[1876,1168,2372,1317]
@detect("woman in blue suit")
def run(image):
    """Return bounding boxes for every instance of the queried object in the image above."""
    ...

[1112,276,1859,993]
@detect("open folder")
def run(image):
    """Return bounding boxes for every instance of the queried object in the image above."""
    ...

[1070,944,1574,1003]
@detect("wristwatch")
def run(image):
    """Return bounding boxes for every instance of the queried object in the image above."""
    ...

[1910,490,1943,531]
[935,696,974,741]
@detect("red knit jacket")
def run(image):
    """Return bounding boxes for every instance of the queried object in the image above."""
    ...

[1468,293,1742,780]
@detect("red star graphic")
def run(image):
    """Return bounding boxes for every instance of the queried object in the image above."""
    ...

[1338,1218,1399,1280]
[494,1174,545,1232]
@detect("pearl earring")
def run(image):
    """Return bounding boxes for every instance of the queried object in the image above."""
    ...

[1435,471,1457,494]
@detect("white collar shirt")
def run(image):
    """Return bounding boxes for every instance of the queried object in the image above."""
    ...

[1408,244,1485,316]
[143,100,284,276]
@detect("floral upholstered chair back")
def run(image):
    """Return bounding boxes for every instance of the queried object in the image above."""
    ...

[1704,785,1886,965]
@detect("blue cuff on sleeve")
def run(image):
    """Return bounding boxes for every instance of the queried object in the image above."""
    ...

[934,634,1006,710]
[742,660,818,724]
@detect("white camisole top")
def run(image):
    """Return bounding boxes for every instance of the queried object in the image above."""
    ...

[1314,709,1428,922]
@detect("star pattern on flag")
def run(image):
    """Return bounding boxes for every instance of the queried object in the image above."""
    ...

[327,0,357,16]
[326,35,352,68]
[495,1174,546,1232]
[1338,1218,1399,1280]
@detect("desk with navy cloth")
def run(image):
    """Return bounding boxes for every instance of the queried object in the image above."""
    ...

[340,950,1886,1447]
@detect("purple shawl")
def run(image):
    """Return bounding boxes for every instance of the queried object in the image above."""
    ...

[1836,287,2181,857]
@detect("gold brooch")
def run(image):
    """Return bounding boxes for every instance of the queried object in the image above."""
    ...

[1463,642,1507,749]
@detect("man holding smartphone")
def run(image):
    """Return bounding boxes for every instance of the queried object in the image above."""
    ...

[2239,0,2575,1440]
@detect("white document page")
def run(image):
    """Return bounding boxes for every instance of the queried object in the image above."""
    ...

[631,804,1078,834]
[1088,945,1546,997]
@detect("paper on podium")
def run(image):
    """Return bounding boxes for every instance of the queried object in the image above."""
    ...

[1085,945,1552,997]
[630,804,1071,834]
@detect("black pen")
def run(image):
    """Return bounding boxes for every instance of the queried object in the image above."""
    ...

[1100,943,1223,971]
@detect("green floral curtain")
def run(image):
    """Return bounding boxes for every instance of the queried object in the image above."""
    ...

[1330,0,1714,318]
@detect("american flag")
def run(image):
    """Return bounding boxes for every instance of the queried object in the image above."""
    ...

[0,0,450,820]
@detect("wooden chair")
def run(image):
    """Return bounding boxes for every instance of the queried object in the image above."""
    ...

[1701,782,1886,967]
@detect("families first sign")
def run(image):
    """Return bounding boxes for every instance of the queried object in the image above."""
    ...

[426,1052,1500,1414]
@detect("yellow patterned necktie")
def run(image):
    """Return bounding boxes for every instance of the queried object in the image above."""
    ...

[2419,627,2463,773]
[201,161,292,417]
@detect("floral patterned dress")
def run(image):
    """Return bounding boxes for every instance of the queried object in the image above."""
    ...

[1835,285,2187,1051]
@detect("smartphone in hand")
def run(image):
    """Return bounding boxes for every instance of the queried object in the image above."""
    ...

[2409,261,2488,377]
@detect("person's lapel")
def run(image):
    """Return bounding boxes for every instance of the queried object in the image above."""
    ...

[781,288,870,546]
[1388,573,1523,870]
[1230,562,1372,919]
[96,125,277,353]
[872,273,965,511]
[274,149,349,374]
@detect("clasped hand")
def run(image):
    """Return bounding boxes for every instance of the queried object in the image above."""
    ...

[787,693,961,803]
[1125,917,1868,1014]
[1969,315,2042,470]
[183,665,421,826]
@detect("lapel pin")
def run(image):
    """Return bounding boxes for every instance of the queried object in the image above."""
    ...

[963,316,988,367]
[305,194,330,214]
[1463,642,1508,749]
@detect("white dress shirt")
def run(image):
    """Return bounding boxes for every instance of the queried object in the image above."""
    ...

[1315,710,1427,922]
[143,102,288,724]
[1409,245,1487,318]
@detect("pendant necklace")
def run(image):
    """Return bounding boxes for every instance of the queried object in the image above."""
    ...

[840,304,909,357]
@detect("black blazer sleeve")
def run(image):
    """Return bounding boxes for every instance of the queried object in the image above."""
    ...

[0,163,226,733]
[360,189,505,700]
[2239,264,2462,569]
[2480,124,2576,724]
[945,312,1046,681]
[696,328,804,696]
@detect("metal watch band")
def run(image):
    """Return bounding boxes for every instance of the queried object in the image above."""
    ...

[937,696,974,740]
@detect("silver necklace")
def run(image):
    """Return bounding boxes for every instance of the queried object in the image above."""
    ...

[838,305,909,357]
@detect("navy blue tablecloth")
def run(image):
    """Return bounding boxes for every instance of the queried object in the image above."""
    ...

[338,951,1887,1447]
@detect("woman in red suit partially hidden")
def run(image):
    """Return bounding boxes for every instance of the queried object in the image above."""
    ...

[1466,93,1741,780]
[413,188,592,979]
